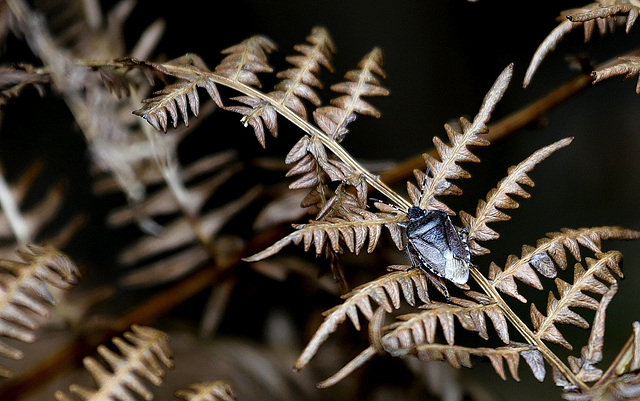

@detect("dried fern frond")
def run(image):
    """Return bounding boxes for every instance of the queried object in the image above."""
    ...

[566,2,639,39]
[555,283,640,399]
[276,46,388,213]
[0,160,80,259]
[226,27,334,146]
[460,137,573,255]
[174,381,236,401]
[0,64,50,106]
[215,35,277,88]
[413,63,512,213]
[0,244,79,377]
[282,135,357,212]
[524,1,640,87]
[529,250,623,350]
[244,186,404,262]
[565,282,617,385]
[119,186,261,287]
[488,226,640,303]
[317,307,543,388]
[121,28,405,209]
[5,0,189,233]
[34,0,164,61]
[133,55,223,132]
[55,324,173,401]
[406,342,544,382]
[0,0,162,105]
[131,33,276,133]
[382,295,510,348]
[293,267,430,372]
[319,231,636,388]
[592,55,640,92]
[568,320,640,400]
[313,46,387,142]
[106,154,242,228]
[270,26,334,119]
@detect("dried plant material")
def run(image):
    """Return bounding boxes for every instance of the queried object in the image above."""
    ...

[319,309,543,387]
[136,79,209,132]
[566,282,617,384]
[283,135,356,212]
[524,1,640,87]
[120,245,210,288]
[414,64,512,213]
[1,5,640,400]
[215,35,277,88]
[226,95,279,148]
[384,297,510,347]
[0,64,50,106]
[530,251,623,350]
[54,324,173,401]
[271,26,334,119]
[175,381,236,401]
[592,56,640,92]
[252,188,309,230]
[0,244,79,377]
[120,27,404,210]
[388,339,545,383]
[119,186,261,286]
[5,0,184,234]
[280,47,389,213]
[488,227,640,303]
[0,159,81,256]
[308,230,636,388]
[244,186,404,262]
[133,56,223,132]
[294,268,430,372]
[226,27,334,147]
[460,137,573,255]
[106,157,243,227]
[313,46,387,142]
[559,318,640,400]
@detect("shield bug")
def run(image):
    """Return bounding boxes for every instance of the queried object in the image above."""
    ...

[398,206,471,296]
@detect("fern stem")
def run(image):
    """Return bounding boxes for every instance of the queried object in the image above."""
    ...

[469,266,588,392]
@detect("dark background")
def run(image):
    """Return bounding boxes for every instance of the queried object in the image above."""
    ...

[2,1,640,400]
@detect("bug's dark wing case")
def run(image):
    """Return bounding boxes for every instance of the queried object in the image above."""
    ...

[441,214,470,260]
[406,235,449,277]
[405,209,470,285]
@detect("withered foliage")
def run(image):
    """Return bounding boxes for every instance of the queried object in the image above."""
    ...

[0,244,79,378]
[54,324,174,401]
[174,381,237,401]
[524,0,640,90]
[0,1,638,401]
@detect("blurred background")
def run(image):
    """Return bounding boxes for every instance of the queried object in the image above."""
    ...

[1,0,640,400]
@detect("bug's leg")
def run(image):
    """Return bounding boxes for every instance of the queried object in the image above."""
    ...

[457,227,473,266]
[414,265,452,301]
[404,243,422,270]
[425,272,450,301]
